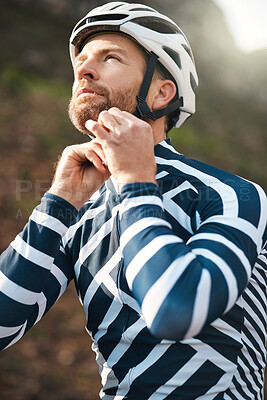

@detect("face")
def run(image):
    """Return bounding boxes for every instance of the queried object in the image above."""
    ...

[68,33,147,134]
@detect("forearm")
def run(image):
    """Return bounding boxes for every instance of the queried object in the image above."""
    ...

[119,183,260,340]
[0,193,77,350]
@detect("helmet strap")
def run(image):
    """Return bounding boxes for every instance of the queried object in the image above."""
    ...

[133,52,183,121]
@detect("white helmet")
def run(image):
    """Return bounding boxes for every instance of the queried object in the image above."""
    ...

[69,2,198,129]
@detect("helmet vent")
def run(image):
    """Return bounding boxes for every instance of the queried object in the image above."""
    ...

[75,17,88,32]
[182,44,193,61]
[190,73,197,93]
[163,46,181,69]
[109,4,124,10]
[129,7,157,12]
[87,14,128,23]
[74,14,128,33]
[132,16,183,34]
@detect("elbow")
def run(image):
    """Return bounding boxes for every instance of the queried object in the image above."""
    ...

[142,295,207,341]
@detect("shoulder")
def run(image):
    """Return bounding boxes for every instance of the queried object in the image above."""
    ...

[156,140,266,227]
[181,157,266,222]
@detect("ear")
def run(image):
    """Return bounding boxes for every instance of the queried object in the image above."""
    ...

[151,79,177,111]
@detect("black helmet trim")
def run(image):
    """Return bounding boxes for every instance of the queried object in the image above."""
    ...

[72,25,121,53]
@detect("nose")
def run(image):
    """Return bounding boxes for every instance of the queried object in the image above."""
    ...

[76,57,99,81]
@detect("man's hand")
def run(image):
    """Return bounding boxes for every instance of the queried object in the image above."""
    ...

[49,140,110,209]
[85,108,157,191]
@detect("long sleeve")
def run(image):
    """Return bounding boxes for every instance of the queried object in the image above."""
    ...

[118,182,267,341]
[0,193,77,350]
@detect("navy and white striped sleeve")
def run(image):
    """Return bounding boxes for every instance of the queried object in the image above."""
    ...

[118,182,267,341]
[0,193,77,350]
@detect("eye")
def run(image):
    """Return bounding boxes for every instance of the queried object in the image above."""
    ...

[105,54,121,62]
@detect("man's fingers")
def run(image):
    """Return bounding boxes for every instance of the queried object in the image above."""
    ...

[85,119,109,140]
[102,108,139,128]
[108,107,137,122]
[63,141,108,173]
[81,141,108,173]
[85,150,107,173]
[97,110,125,137]
[86,108,141,141]
[88,140,108,167]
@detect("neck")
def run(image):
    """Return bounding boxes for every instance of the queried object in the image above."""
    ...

[149,116,167,145]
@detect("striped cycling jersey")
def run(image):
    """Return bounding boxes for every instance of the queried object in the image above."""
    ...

[0,138,266,399]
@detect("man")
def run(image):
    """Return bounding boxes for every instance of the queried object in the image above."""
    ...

[0,2,266,399]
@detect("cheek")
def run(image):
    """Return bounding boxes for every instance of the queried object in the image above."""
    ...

[72,78,79,95]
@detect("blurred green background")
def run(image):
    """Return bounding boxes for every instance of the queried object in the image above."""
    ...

[0,0,266,399]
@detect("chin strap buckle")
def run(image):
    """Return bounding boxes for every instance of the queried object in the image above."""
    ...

[133,52,183,123]
[134,95,157,120]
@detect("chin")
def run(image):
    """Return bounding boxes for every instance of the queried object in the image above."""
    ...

[69,101,101,135]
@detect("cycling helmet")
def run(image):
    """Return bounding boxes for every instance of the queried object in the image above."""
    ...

[69,2,198,129]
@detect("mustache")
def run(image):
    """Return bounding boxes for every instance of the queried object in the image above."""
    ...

[75,82,109,98]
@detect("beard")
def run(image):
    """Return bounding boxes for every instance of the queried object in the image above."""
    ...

[68,83,139,135]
